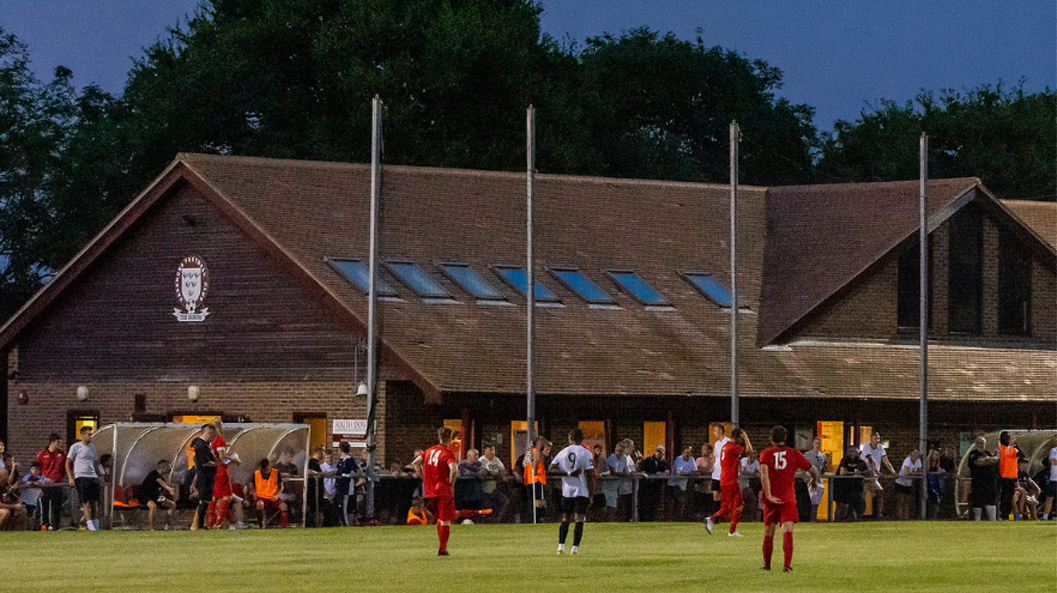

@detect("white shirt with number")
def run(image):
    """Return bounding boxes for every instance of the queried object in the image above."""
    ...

[712,436,730,481]
[551,445,593,498]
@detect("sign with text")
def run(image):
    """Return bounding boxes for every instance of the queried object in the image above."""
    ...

[332,419,367,448]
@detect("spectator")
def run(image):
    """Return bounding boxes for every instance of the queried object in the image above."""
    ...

[66,425,103,531]
[623,439,643,469]
[457,448,485,511]
[1013,458,1041,520]
[406,497,432,525]
[639,446,669,522]
[739,450,761,522]
[861,432,896,520]
[0,467,26,531]
[967,436,998,521]
[19,461,48,529]
[606,441,633,522]
[307,446,336,528]
[274,448,299,479]
[925,449,945,518]
[895,450,922,520]
[667,446,697,521]
[1042,436,1057,520]
[36,433,66,531]
[140,460,177,531]
[334,442,360,526]
[253,458,288,528]
[589,444,608,522]
[479,444,505,515]
[835,447,867,521]
[694,443,715,519]
[996,431,1020,520]
[803,437,827,522]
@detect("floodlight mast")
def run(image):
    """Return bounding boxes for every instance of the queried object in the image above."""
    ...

[526,105,537,524]
[919,133,929,521]
[365,95,382,519]
[730,121,740,429]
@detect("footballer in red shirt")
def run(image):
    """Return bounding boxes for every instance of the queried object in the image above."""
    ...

[759,425,818,572]
[706,428,753,536]
[413,426,458,556]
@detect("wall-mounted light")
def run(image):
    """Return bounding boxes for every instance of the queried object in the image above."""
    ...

[356,382,369,397]
[188,385,200,402]
[17,390,28,406]
[76,386,89,402]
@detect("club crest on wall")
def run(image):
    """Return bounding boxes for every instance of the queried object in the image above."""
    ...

[174,256,210,322]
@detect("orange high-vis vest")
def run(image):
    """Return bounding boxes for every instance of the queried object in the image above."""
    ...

[523,448,547,485]
[407,508,428,525]
[255,469,280,500]
[997,444,1018,479]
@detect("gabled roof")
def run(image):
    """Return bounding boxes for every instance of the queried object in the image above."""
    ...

[1002,199,1056,249]
[758,178,980,346]
[1,154,1053,402]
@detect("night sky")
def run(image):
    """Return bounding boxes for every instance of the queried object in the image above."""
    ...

[0,0,1053,130]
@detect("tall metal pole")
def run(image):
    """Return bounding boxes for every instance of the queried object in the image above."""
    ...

[918,133,929,520]
[526,105,538,523]
[730,121,740,428]
[365,95,382,519]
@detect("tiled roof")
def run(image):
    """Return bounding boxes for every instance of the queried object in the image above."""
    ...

[3,153,1053,402]
[759,179,979,346]
[1002,199,1056,248]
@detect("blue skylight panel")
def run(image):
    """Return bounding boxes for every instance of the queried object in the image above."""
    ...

[332,259,396,296]
[387,261,450,298]
[684,272,736,307]
[439,263,504,300]
[550,268,614,304]
[608,271,668,305]
[494,266,559,301]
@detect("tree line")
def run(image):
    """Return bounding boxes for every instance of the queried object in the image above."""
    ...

[1,0,1054,318]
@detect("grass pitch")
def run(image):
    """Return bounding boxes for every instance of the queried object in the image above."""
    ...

[7,521,1056,592]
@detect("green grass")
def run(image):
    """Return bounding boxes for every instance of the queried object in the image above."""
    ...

[7,521,1056,592]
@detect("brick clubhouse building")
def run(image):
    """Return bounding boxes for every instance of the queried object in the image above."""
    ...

[1,154,1054,466]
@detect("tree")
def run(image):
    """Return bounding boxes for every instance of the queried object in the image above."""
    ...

[0,28,80,318]
[555,28,819,185]
[818,83,1056,201]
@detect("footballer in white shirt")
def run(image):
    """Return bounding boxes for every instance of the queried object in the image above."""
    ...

[550,428,596,555]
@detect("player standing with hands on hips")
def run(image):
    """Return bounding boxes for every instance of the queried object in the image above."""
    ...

[759,425,818,572]
[551,428,596,555]
[412,427,459,556]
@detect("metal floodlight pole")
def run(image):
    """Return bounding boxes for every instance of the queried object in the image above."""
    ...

[365,95,382,520]
[730,121,740,428]
[526,105,538,524]
[919,132,929,520]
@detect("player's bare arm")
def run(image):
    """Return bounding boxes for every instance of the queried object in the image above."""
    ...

[448,461,458,486]
[411,454,424,477]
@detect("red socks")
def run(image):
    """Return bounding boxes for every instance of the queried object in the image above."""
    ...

[730,508,741,534]
[783,532,794,569]
[207,501,217,527]
[762,535,774,570]
[437,524,450,552]
[280,510,289,528]
[216,499,230,527]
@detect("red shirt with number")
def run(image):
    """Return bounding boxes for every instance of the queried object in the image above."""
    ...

[211,434,231,496]
[760,446,811,502]
[718,442,744,488]
[423,444,456,498]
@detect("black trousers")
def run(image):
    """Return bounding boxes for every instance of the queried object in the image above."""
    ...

[999,478,1018,519]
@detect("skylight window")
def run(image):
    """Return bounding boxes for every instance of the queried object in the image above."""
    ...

[386,261,451,298]
[550,267,615,304]
[438,263,505,300]
[330,258,396,296]
[493,266,559,302]
[682,272,747,308]
[607,270,669,306]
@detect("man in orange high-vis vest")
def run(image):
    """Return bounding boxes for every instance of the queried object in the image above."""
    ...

[254,459,288,528]
[997,432,1020,520]
[523,437,552,523]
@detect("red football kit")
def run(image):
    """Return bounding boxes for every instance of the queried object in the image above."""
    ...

[709,441,745,534]
[37,448,66,482]
[759,445,811,525]
[423,444,457,522]
[211,434,232,497]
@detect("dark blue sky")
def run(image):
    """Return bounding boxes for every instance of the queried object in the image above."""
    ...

[0,0,1053,130]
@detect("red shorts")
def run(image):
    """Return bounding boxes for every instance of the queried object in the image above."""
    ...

[213,474,232,498]
[258,498,286,510]
[763,500,799,526]
[426,496,455,523]
[717,484,742,515]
